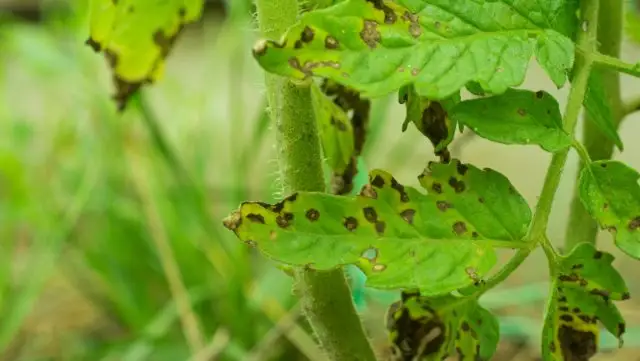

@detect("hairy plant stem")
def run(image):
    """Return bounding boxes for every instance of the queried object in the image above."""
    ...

[254,1,377,360]
[564,0,623,251]
[529,0,600,244]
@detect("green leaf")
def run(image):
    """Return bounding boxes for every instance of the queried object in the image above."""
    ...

[311,83,355,174]
[541,243,628,361]
[386,290,499,360]
[86,0,203,109]
[583,70,624,150]
[578,161,640,259]
[223,159,531,295]
[449,89,571,152]
[399,85,459,155]
[252,0,575,99]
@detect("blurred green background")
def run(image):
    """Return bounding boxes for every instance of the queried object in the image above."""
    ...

[2,1,640,360]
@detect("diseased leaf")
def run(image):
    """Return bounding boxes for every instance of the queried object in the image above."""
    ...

[223,159,531,295]
[449,89,571,152]
[399,85,459,160]
[542,243,629,361]
[583,70,624,150]
[252,0,575,99]
[386,290,499,360]
[578,161,640,259]
[86,0,203,110]
[320,79,371,195]
[311,83,355,175]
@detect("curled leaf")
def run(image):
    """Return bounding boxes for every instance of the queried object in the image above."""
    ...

[86,0,203,110]
[542,243,629,361]
[399,85,459,161]
[386,290,499,360]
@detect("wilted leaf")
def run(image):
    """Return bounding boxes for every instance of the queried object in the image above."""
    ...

[583,70,624,151]
[542,243,629,361]
[578,161,640,259]
[310,83,355,174]
[252,0,575,99]
[449,89,571,152]
[386,290,499,360]
[86,0,203,110]
[399,85,459,160]
[223,159,531,294]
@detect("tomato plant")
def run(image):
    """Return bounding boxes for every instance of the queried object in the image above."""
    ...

[87,0,640,360]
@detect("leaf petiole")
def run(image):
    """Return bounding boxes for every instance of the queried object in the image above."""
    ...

[571,138,593,164]
[589,51,640,78]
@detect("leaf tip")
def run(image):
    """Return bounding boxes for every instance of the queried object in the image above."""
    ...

[252,39,269,58]
[223,211,243,232]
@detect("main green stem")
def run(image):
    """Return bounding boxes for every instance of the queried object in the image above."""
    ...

[529,0,600,241]
[254,1,377,360]
[564,0,623,251]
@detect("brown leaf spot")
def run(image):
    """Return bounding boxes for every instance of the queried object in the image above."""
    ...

[558,325,596,360]
[360,20,381,48]
[472,231,479,238]
[549,341,556,352]
[456,162,468,176]
[276,213,293,228]
[558,274,579,282]
[246,213,265,224]
[535,90,545,99]
[306,209,320,221]
[453,221,467,235]
[578,315,592,324]
[222,211,243,231]
[294,40,303,49]
[371,174,385,188]
[571,264,584,270]
[300,26,315,43]
[363,207,378,222]
[400,209,416,224]
[601,163,607,168]
[560,314,573,322]
[269,231,277,240]
[448,177,466,193]
[344,216,359,231]
[622,292,631,300]
[572,307,581,313]
[436,201,451,212]
[360,184,378,199]
[628,216,640,230]
[390,177,410,202]
[590,289,610,301]
[406,19,422,37]
[618,323,626,336]
[375,221,386,235]
[517,108,527,116]
[85,37,101,52]
[593,251,603,259]
[478,197,485,204]
[411,68,420,76]
[372,264,386,272]
[461,321,470,331]
[325,35,340,49]
[244,239,257,247]
[431,182,443,194]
